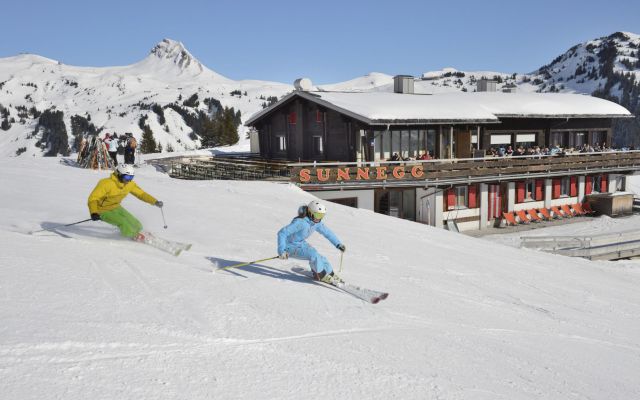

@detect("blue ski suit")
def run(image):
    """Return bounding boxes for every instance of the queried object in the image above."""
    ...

[277,216,342,274]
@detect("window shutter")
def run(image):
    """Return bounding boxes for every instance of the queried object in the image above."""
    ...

[552,179,561,199]
[601,175,607,193]
[516,182,525,203]
[468,185,477,208]
[570,176,577,197]
[446,189,456,210]
[288,112,297,124]
[316,110,322,123]
[535,180,543,201]
[585,176,592,195]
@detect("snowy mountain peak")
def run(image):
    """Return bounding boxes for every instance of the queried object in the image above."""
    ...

[148,38,204,73]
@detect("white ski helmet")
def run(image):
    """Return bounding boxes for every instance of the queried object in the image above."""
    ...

[307,200,327,221]
[116,164,135,182]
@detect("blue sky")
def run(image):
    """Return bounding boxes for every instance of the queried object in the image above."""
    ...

[1,0,638,84]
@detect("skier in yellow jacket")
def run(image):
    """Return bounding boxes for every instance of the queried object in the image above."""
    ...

[88,164,163,241]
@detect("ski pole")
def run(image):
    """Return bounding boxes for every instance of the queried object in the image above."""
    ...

[339,251,344,273]
[219,256,279,271]
[160,207,168,229]
[29,218,92,235]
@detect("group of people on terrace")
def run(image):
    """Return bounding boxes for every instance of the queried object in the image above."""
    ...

[487,142,624,158]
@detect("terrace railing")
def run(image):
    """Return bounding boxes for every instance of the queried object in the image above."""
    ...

[290,150,640,189]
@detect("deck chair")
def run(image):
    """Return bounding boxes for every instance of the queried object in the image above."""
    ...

[571,203,586,216]
[550,206,566,218]
[526,209,542,222]
[502,212,519,226]
[515,209,532,224]
[582,202,595,215]
[561,204,575,218]
[538,208,554,221]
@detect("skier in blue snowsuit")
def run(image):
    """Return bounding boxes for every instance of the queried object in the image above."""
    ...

[277,200,346,283]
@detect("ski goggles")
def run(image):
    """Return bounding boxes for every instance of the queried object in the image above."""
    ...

[121,174,134,182]
[310,211,325,221]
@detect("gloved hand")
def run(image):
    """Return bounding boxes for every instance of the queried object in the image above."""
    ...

[279,252,289,260]
[91,213,101,221]
[337,244,346,252]
[155,201,163,208]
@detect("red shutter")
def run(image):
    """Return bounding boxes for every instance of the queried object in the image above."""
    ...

[535,180,543,201]
[446,189,456,210]
[516,182,525,203]
[468,185,477,208]
[585,176,592,195]
[601,175,607,193]
[316,110,322,123]
[570,176,577,197]
[288,112,297,124]
[552,179,561,199]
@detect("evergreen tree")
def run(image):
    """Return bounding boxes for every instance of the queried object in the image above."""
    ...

[139,125,157,154]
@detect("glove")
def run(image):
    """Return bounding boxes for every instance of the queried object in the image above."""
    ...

[155,201,163,208]
[337,244,346,252]
[91,213,101,221]
[279,252,289,260]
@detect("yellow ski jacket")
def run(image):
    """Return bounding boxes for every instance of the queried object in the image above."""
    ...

[88,173,157,214]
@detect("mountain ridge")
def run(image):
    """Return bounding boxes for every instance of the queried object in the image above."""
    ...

[0,32,638,158]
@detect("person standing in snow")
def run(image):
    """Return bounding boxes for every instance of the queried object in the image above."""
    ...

[107,133,119,166]
[87,164,163,242]
[124,133,137,164]
[277,200,346,283]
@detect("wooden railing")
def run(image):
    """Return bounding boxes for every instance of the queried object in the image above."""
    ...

[290,151,640,189]
[160,155,291,181]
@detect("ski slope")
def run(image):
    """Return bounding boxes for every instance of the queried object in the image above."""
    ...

[1,157,640,399]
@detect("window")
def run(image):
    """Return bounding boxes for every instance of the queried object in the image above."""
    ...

[490,134,512,145]
[560,177,570,196]
[312,136,323,155]
[401,130,410,158]
[515,133,536,148]
[550,131,564,147]
[410,130,419,158]
[592,175,602,193]
[392,131,401,156]
[455,186,468,208]
[382,132,391,159]
[426,129,437,156]
[276,135,287,152]
[525,180,535,201]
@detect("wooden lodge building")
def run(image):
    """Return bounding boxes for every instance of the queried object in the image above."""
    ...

[245,76,637,231]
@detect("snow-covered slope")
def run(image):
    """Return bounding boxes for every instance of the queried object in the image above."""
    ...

[1,156,640,399]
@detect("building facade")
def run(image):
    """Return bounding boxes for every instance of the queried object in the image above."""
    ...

[246,78,636,231]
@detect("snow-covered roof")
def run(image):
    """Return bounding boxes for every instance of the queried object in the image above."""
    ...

[246,91,632,126]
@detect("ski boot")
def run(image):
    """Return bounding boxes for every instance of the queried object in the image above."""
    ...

[313,270,343,284]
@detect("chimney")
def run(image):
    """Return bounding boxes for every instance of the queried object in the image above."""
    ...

[477,78,497,92]
[393,75,414,94]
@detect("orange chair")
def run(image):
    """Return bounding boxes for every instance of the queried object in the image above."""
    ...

[550,206,564,218]
[515,209,531,224]
[526,209,542,222]
[538,208,553,220]
[561,204,575,218]
[582,202,595,215]
[502,212,519,226]
[571,203,586,216]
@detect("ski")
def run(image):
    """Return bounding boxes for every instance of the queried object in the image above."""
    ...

[292,267,389,304]
[135,231,192,256]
